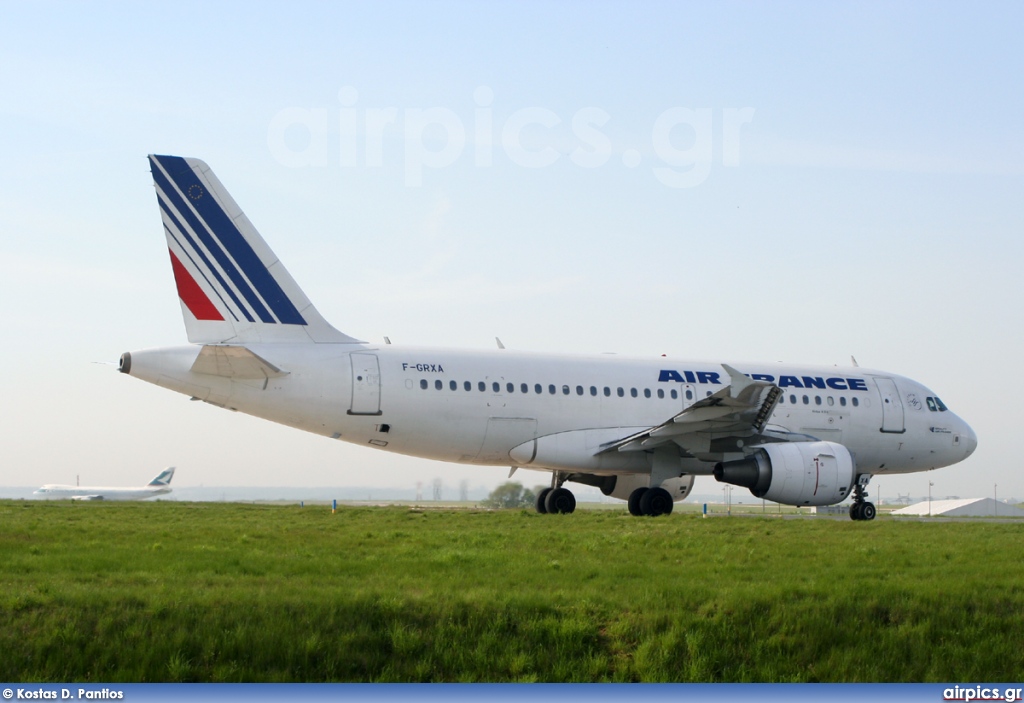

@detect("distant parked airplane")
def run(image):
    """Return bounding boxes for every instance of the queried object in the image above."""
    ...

[119,155,977,520]
[35,468,175,501]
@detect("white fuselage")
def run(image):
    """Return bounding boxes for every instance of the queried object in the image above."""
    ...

[123,154,978,517]
[34,485,172,501]
[124,343,976,479]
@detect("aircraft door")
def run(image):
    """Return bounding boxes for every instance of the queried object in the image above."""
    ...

[875,377,905,433]
[680,383,698,410]
[348,353,382,416]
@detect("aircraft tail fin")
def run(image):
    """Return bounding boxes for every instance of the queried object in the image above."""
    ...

[148,467,175,486]
[148,154,364,345]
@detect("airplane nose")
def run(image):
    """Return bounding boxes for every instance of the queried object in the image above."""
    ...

[961,423,978,458]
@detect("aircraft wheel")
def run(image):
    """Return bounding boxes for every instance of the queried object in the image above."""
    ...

[535,487,552,514]
[545,487,576,514]
[849,503,861,521]
[861,502,876,521]
[640,486,674,516]
[627,487,648,516]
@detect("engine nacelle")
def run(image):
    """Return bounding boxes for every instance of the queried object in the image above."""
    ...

[599,474,695,503]
[713,441,855,506]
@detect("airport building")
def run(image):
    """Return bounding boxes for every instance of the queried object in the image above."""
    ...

[891,497,1024,518]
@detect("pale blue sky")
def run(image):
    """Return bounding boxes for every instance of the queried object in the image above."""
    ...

[1,2,1021,501]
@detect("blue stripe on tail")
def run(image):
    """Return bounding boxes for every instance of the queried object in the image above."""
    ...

[152,155,307,326]
[160,202,247,322]
[151,158,273,323]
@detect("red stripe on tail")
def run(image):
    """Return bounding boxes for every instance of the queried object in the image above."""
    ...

[168,250,224,321]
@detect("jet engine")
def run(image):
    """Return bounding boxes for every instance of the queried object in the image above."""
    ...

[713,441,855,506]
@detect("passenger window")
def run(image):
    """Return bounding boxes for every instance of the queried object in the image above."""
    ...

[657,389,665,399]
[706,391,712,397]
[435,380,443,390]
[464,381,471,391]
[420,379,428,389]
[815,396,821,406]
[686,390,693,400]
[492,382,500,393]
[790,394,797,404]
[802,395,809,405]
[535,384,542,394]
[840,397,846,407]
[478,381,486,392]
[644,389,651,398]
[671,389,678,399]
[506,383,514,393]
[576,385,584,396]
[548,384,556,395]
[630,388,638,398]
[604,387,611,397]
[521,383,528,394]
[617,387,624,397]
[827,396,834,406]
[562,385,570,395]
[450,380,457,391]
[852,397,859,407]
[590,386,597,396]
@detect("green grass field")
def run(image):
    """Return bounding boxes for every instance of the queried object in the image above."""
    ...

[1,500,1022,682]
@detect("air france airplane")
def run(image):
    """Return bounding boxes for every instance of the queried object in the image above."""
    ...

[35,468,175,501]
[118,155,977,520]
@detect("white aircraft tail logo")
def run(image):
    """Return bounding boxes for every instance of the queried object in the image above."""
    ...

[147,154,362,345]
[147,467,176,487]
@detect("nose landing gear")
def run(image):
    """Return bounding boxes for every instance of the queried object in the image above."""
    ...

[849,475,876,521]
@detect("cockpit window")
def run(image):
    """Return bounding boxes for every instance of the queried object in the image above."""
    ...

[934,397,948,412]
[926,397,937,411]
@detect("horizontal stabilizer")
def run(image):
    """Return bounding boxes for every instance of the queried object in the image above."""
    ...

[190,346,288,379]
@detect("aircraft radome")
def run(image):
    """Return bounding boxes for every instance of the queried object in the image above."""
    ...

[118,155,977,520]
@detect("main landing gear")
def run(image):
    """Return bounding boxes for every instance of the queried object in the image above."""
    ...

[627,487,674,517]
[849,475,876,521]
[533,473,675,517]
[535,473,576,514]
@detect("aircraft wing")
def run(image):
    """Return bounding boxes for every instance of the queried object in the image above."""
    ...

[599,364,782,458]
